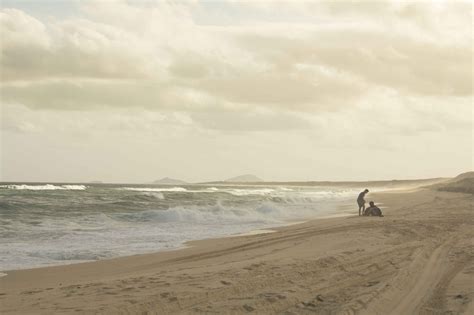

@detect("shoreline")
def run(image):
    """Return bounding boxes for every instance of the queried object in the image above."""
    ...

[1,188,472,314]
[0,210,352,275]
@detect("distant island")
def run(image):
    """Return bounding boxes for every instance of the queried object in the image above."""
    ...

[224,174,264,183]
[152,177,188,185]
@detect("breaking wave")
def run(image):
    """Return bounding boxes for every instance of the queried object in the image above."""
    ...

[121,186,275,196]
[0,184,87,190]
[111,203,285,224]
[122,187,187,192]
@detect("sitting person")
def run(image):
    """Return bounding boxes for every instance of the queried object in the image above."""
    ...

[364,201,384,217]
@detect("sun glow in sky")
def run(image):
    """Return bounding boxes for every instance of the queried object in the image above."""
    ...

[0,0,472,183]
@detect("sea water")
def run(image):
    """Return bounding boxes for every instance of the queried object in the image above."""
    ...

[0,183,358,271]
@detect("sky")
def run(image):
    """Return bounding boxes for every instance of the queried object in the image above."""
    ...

[0,0,472,183]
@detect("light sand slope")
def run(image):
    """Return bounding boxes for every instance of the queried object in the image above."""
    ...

[0,189,473,314]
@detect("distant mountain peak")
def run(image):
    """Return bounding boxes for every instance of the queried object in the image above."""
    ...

[225,174,263,183]
[153,177,187,185]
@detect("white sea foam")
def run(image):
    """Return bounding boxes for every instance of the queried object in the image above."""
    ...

[142,192,165,199]
[122,187,187,192]
[225,188,275,196]
[111,203,285,224]
[121,187,274,196]
[61,185,87,190]
[0,184,87,190]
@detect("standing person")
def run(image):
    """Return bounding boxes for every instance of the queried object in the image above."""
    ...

[357,189,369,216]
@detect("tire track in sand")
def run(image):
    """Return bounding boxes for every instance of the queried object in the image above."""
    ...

[385,237,456,315]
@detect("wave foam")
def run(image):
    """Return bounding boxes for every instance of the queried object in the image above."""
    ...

[0,184,87,190]
[110,202,291,225]
[28,250,113,261]
[226,188,274,196]
[142,192,165,199]
[122,187,187,192]
[120,187,277,196]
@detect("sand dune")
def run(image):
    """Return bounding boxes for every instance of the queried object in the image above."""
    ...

[1,188,473,314]
[437,178,474,195]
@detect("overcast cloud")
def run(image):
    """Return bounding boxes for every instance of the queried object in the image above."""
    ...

[1,0,472,182]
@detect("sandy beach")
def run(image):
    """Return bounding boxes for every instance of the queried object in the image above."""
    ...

[1,187,473,314]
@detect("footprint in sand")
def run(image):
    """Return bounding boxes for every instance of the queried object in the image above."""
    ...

[21,290,42,295]
[101,286,114,290]
[243,304,255,312]
[260,292,287,302]
[365,280,380,287]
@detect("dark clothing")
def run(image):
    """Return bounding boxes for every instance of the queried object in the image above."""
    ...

[357,191,367,206]
[364,206,383,217]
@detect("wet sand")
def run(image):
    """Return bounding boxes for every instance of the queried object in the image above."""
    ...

[1,188,473,314]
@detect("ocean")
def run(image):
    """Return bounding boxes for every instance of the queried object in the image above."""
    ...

[0,183,359,271]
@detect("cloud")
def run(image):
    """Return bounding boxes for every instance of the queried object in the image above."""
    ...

[235,27,471,97]
[0,1,472,126]
[0,8,153,81]
[191,108,313,131]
